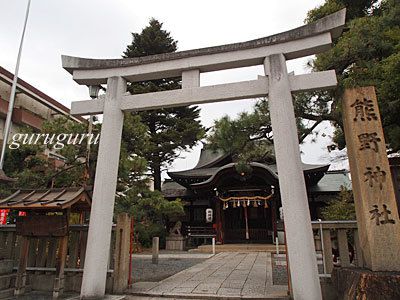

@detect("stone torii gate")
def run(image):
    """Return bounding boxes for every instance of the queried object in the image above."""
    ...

[62,9,346,299]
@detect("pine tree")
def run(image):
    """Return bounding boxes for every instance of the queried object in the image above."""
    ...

[207,99,275,164]
[295,0,400,151]
[123,19,205,191]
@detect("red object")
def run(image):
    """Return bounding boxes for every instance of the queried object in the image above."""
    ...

[0,209,9,224]
[18,211,26,216]
[128,216,134,287]
[284,225,291,295]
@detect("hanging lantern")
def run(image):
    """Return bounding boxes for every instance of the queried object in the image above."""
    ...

[264,200,269,208]
[243,201,247,208]
[237,200,241,207]
[233,201,237,208]
[247,200,250,206]
[253,201,258,208]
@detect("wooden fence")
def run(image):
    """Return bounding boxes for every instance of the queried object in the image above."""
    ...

[0,213,131,297]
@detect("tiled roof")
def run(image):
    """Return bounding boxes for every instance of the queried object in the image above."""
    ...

[0,187,91,210]
[309,171,351,193]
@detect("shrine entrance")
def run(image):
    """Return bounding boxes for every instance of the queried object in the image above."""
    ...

[223,204,273,243]
[62,9,346,300]
[192,163,279,244]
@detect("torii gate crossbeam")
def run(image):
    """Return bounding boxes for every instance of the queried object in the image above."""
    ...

[62,9,346,300]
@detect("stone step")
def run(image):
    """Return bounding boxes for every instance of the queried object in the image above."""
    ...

[127,291,289,300]
[190,244,286,253]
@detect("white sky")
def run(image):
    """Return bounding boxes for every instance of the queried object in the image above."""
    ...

[1,0,346,176]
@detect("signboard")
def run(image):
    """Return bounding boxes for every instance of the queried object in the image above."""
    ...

[343,86,400,271]
[0,209,9,224]
[16,214,68,237]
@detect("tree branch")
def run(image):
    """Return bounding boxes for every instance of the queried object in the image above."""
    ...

[299,119,322,143]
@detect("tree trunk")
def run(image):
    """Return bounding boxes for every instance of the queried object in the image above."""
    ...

[152,162,162,191]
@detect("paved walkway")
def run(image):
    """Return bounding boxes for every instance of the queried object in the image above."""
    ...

[129,252,289,299]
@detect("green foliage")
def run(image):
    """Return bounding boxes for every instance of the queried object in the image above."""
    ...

[123,18,205,190]
[0,118,90,193]
[0,115,148,192]
[207,100,275,164]
[297,0,400,152]
[321,186,356,220]
[115,187,184,247]
[123,18,177,57]
[0,130,46,194]
[40,117,93,187]
[306,0,379,23]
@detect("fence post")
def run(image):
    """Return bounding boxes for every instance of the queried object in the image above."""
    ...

[337,229,350,267]
[113,213,131,294]
[322,229,333,274]
[275,237,279,255]
[152,237,159,265]
[212,237,215,255]
[14,236,29,296]
[53,236,68,298]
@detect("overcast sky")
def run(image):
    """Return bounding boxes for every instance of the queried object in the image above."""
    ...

[1,0,346,175]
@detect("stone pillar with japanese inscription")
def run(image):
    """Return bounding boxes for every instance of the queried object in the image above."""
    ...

[343,86,400,271]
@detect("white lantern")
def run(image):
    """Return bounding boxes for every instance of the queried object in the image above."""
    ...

[205,208,213,223]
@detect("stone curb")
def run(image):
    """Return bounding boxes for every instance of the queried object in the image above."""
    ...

[128,291,289,300]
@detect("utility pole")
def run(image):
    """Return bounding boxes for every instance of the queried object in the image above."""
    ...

[0,0,31,176]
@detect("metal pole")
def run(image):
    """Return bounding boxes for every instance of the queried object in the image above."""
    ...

[86,85,100,169]
[244,205,249,240]
[0,0,31,170]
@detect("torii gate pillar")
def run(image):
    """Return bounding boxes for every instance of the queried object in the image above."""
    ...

[265,54,322,299]
[80,77,126,298]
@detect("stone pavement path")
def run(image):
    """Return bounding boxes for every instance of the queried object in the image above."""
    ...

[128,252,289,299]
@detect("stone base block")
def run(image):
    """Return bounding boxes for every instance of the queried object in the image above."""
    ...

[332,267,400,300]
[166,236,185,251]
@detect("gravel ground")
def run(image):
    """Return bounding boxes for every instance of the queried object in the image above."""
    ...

[131,256,207,283]
[272,253,324,285]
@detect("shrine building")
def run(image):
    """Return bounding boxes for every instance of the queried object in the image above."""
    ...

[162,148,351,244]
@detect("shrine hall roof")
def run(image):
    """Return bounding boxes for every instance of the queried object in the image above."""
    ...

[162,171,351,197]
[309,170,351,193]
[168,161,329,179]
[0,187,91,211]
[163,149,350,197]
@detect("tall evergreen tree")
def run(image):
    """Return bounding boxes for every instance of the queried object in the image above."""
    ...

[123,19,205,190]
[207,100,275,164]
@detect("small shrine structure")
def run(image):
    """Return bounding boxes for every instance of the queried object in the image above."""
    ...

[0,187,91,298]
